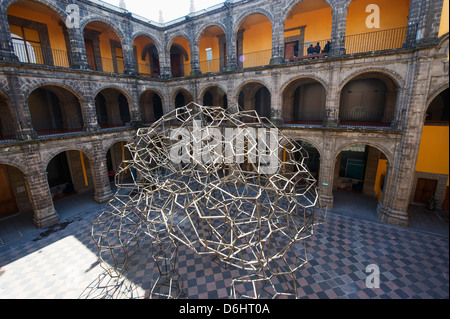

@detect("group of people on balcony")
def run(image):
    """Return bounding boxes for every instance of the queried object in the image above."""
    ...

[307,41,331,55]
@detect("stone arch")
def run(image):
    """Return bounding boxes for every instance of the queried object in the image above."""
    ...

[103,137,130,157]
[334,140,394,166]
[139,88,165,123]
[172,87,193,107]
[339,67,404,92]
[426,83,449,108]
[42,146,95,170]
[195,22,227,45]
[93,85,134,105]
[80,16,127,45]
[198,83,228,101]
[281,74,329,95]
[0,158,29,176]
[166,32,192,53]
[25,80,84,103]
[281,75,328,123]
[234,79,272,99]
[233,8,274,35]
[281,136,324,160]
[4,0,68,24]
[338,69,402,126]
[131,31,163,55]
[282,0,334,23]
[139,87,165,103]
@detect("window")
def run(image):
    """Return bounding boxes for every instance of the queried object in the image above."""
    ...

[10,24,43,64]
[115,47,124,73]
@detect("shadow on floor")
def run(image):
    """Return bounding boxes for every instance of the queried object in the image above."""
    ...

[332,189,449,237]
[1,187,448,248]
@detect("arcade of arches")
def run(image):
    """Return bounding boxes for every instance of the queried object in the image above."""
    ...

[0,0,447,230]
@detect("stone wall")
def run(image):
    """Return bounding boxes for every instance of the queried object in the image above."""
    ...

[0,0,448,228]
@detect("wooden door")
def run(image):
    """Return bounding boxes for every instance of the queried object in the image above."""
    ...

[414,178,438,203]
[85,39,97,71]
[284,41,296,59]
[171,53,182,77]
[0,164,18,218]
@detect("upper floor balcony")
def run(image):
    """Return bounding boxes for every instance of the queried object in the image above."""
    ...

[2,0,435,78]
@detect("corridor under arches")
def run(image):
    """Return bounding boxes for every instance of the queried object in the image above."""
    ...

[332,144,389,220]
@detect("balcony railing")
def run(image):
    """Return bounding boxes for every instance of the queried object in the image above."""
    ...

[86,54,124,74]
[339,109,395,127]
[0,121,16,141]
[136,63,160,77]
[12,42,72,68]
[238,49,272,69]
[199,58,222,73]
[33,118,84,136]
[298,39,331,57]
[344,27,407,55]
[285,111,325,125]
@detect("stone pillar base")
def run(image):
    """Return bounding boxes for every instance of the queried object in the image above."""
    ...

[377,203,409,227]
[84,123,101,132]
[270,56,284,65]
[33,208,60,229]
[323,118,339,128]
[95,190,114,204]
[319,193,334,210]
[270,117,284,126]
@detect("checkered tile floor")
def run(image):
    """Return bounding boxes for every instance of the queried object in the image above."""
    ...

[0,206,448,299]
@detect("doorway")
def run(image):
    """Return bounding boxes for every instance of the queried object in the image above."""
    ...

[0,164,18,218]
[414,178,438,204]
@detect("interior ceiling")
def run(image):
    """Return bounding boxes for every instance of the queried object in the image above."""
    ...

[201,25,225,37]
[287,0,331,18]
[9,1,61,20]
[239,14,270,30]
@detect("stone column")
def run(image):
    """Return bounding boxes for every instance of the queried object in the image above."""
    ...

[217,34,227,71]
[377,58,434,227]
[224,8,237,71]
[323,67,340,127]
[270,70,283,125]
[317,137,335,209]
[91,138,113,203]
[7,76,37,139]
[236,30,244,69]
[22,144,59,228]
[0,5,18,62]
[329,1,349,57]
[159,35,172,78]
[406,0,445,47]
[66,24,91,70]
[269,5,284,65]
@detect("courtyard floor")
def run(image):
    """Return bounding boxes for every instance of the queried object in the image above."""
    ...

[0,189,448,300]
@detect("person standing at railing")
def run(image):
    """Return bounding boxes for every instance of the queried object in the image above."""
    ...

[322,41,331,54]
[307,44,314,55]
[313,42,321,54]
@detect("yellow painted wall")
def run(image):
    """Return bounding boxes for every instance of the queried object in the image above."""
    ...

[133,36,152,75]
[346,0,410,35]
[240,16,272,67]
[199,35,220,62]
[7,4,70,66]
[7,5,66,51]
[415,126,450,175]
[199,34,220,73]
[84,24,121,73]
[172,36,191,75]
[374,159,387,202]
[285,7,332,44]
[438,0,449,37]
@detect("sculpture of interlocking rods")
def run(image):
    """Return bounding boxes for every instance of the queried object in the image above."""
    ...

[92,102,326,299]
